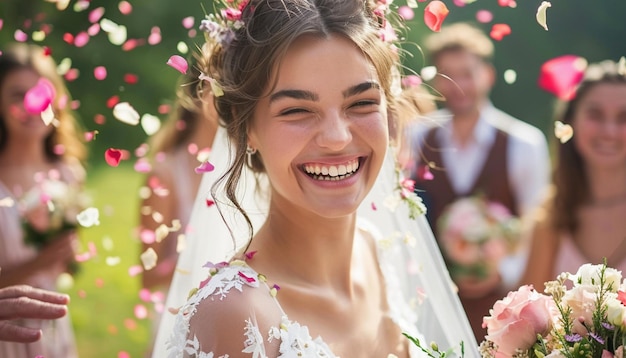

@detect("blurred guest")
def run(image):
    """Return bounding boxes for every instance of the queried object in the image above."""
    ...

[138,49,218,354]
[522,59,626,289]
[405,22,550,340]
[0,43,85,358]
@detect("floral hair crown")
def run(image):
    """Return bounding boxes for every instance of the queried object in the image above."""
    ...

[199,0,247,48]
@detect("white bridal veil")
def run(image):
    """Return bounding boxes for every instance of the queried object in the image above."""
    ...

[152,126,479,357]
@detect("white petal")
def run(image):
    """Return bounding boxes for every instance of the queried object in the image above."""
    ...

[76,207,100,227]
[41,104,55,126]
[536,1,552,31]
[140,113,161,135]
[113,102,140,125]
[420,66,437,82]
[140,248,158,270]
[503,69,517,84]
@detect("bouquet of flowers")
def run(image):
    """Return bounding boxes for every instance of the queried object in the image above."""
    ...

[481,262,626,358]
[20,178,89,272]
[437,195,521,282]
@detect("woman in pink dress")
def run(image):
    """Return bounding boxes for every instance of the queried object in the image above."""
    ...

[0,43,85,358]
[522,59,626,289]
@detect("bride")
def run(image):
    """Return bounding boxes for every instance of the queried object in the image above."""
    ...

[152,0,477,356]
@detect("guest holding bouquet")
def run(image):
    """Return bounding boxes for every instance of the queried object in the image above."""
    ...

[0,43,86,358]
[521,59,626,291]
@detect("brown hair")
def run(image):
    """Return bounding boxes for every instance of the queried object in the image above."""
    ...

[550,59,626,233]
[0,43,86,163]
[203,0,398,238]
[423,22,494,64]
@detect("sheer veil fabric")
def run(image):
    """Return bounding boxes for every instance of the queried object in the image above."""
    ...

[152,126,479,357]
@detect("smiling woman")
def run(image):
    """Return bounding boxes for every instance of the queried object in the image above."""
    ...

[152,1,476,357]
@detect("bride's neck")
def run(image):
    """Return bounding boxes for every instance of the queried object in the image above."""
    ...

[249,206,357,292]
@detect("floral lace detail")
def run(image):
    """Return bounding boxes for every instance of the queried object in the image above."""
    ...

[166,224,426,358]
[166,263,336,358]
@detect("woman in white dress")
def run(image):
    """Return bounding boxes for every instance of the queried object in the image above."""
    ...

[156,0,478,357]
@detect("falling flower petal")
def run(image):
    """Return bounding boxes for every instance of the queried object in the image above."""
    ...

[141,113,161,135]
[371,202,377,210]
[206,199,215,207]
[476,10,493,23]
[504,69,517,84]
[420,66,437,82]
[106,256,121,266]
[64,68,79,82]
[124,73,138,84]
[63,32,74,44]
[134,158,152,173]
[57,57,72,75]
[77,207,100,227]
[74,31,90,47]
[619,57,626,76]
[194,161,215,174]
[498,0,516,7]
[424,1,449,32]
[554,121,574,143]
[490,23,511,41]
[182,16,194,29]
[398,6,415,20]
[113,102,140,125]
[536,2,551,31]
[41,105,56,126]
[87,23,100,36]
[32,30,46,42]
[176,41,189,54]
[105,148,123,167]
[245,251,258,260]
[84,130,99,142]
[134,304,147,319]
[14,29,28,42]
[538,55,587,100]
[128,265,143,277]
[118,1,132,15]
[148,27,161,45]
[24,78,56,114]
[140,248,158,270]
[166,55,188,74]
[94,66,107,80]
[89,7,105,22]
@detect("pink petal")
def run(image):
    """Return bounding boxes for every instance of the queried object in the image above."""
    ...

[187,143,198,155]
[128,265,143,277]
[0,20,3,31]
[245,251,258,260]
[94,66,107,80]
[476,10,493,23]
[118,1,132,15]
[134,158,152,173]
[74,31,90,47]
[94,114,106,125]
[158,104,171,114]
[105,148,123,167]
[87,23,101,36]
[398,6,414,20]
[453,0,466,6]
[206,199,215,207]
[84,130,99,142]
[238,271,256,283]
[118,352,130,358]
[89,7,105,23]
[371,202,377,210]
[194,161,215,174]
[140,229,155,244]
[424,1,450,32]
[538,55,587,100]
[134,304,147,319]
[24,78,56,114]
[166,55,188,74]
[402,75,422,88]
[182,16,194,29]
[64,68,79,82]
[148,27,161,45]
[14,29,28,42]
[139,288,151,302]
[498,0,517,7]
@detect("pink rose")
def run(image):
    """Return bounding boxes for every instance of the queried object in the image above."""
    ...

[483,285,556,358]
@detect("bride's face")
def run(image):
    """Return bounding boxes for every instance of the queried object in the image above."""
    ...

[248,34,389,218]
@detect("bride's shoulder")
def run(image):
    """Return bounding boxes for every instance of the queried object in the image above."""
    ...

[168,261,281,357]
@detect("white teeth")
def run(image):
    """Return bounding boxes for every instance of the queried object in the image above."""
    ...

[303,158,360,180]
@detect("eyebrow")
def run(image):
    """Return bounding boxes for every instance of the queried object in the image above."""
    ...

[268,81,380,104]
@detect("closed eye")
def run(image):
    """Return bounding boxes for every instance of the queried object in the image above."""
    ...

[350,100,378,108]
[279,107,311,116]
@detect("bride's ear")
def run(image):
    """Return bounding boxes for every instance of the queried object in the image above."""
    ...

[200,90,219,124]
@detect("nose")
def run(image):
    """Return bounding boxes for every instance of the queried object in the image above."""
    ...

[315,111,352,151]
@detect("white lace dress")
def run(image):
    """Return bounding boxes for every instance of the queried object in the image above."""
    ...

[165,227,427,358]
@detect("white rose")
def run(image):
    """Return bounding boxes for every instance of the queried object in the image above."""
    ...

[606,294,626,327]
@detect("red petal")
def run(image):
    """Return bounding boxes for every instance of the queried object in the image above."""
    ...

[105,148,123,167]
[424,1,450,32]
[63,32,74,44]
[124,74,139,84]
[490,23,511,41]
[538,55,587,100]
[106,95,120,109]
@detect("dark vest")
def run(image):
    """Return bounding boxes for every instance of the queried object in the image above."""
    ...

[414,126,518,341]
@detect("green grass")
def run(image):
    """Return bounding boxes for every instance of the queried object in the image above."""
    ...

[65,163,151,358]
